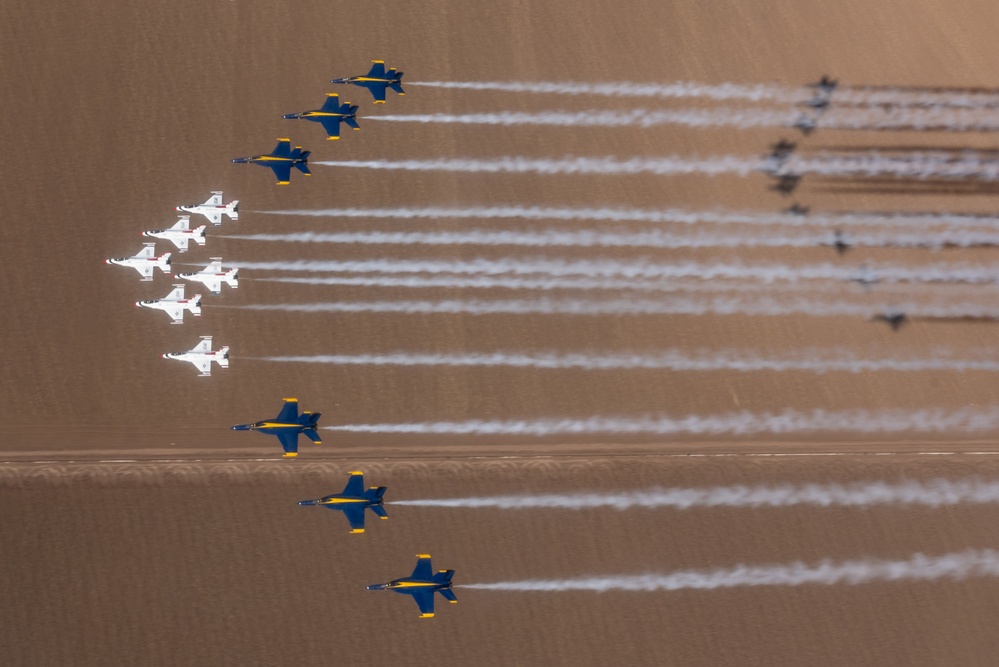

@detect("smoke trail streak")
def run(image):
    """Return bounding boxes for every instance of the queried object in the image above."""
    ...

[232,295,990,318]
[395,478,999,509]
[255,350,999,373]
[410,80,800,102]
[462,549,999,592]
[794,152,999,181]
[221,229,999,251]
[370,108,999,133]
[229,258,999,285]
[324,407,999,435]
[255,205,999,231]
[316,156,763,177]
[254,274,871,295]
[412,79,999,110]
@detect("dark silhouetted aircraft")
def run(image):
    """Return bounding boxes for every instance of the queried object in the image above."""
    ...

[331,60,405,104]
[792,114,818,135]
[367,554,457,618]
[872,308,908,331]
[850,264,880,290]
[232,139,311,185]
[283,94,361,141]
[784,203,810,215]
[231,398,322,457]
[298,471,388,533]
[824,230,852,255]
[807,75,838,95]
[771,173,802,195]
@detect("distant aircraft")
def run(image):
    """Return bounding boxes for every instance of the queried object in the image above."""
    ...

[824,230,852,255]
[807,75,839,95]
[762,139,796,175]
[105,243,171,281]
[871,307,908,331]
[331,60,405,104]
[142,216,206,252]
[784,203,810,216]
[770,173,802,195]
[283,93,361,140]
[136,284,202,324]
[178,258,238,295]
[163,336,229,376]
[231,398,322,458]
[232,139,311,185]
[792,114,818,135]
[298,471,388,533]
[176,191,239,226]
[367,554,457,618]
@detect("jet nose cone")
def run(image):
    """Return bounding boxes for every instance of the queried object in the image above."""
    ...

[366,584,383,590]
[282,114,299,119]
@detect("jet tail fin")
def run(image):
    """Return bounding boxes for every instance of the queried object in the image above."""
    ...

[345,116,360,130]
[302,428,322,444]
[190,295,203,317]
[226,201,239,221]
[217,347,230,368]
[158,253,173,273]
[369,503,388,520]
[434,569,456,585]
[366,486,387,502]
[226,269,239,289]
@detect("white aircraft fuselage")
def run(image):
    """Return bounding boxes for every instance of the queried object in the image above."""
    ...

[177,191,239,226]
[136,285,202,324]
[178,258,239,295]
[163,336,229,376]
[105,244,171,281]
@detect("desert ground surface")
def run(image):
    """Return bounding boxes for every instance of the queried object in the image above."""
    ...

[5,0,999,664]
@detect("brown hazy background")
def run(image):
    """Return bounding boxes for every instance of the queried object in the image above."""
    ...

[4,0,999,664]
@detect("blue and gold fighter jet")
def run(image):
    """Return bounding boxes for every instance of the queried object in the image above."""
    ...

[283,94,361,140]
[298,471,388,533]
[231,139,311,185]
[330,60,405,104]
[367,554,457,618]
[231,398,321,457]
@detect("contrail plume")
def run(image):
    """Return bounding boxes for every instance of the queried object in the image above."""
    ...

[255,349,999,373]
[221,229,999,251]
[462,549,999,592]
[315,156,763,177]
[409,80,800,102]
[324,407,999,436]
[254,205,999,231]
[395,478,999,510]
[229,258,999,285]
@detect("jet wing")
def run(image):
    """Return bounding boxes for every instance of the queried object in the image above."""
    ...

[199,276,223,294]
[164,285,184,300]
[269,162,293,185]
[319,118,343,139]
[167,308,185,324]
[134,264,155,279]
[171,217,190,231]
[411,556,433,580]
[367,60,386,78]
[342,472,365,496]
[411,590,435,617]
[276,400,299,422]
[340,505,366,532]
[190,358,212,376]
[204,192,223,206]
[370,84,387,103]
[205,211,222,225]
[193,337,213,352]
[271,139,292,158]
[320,93,341,112]
[136,245,156,259]
[276,431,299,455]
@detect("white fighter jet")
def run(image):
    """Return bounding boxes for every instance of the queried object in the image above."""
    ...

[176,191,239,226]
[136,284,202,324]
[163,336,229,376]
[142,216,206,252]
[105,243,171,281]
[178,258,239,295]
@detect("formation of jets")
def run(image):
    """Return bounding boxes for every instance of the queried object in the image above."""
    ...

[231,398,323,457]
[106,192,237,374]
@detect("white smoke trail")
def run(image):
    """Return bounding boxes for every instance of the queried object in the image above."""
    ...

[315,156,763,177]
[795,152,999,181]
[229,258,999,285]
[234,295,942,318]
[221,229,999,251]
[369,107,999,133]
[395,478,999,509]
[255,205,999,231]
[256,350,999,373]
[324,407,999,435]
[254,274,868,295]
[462,549,999,592]
[410,80,800,102]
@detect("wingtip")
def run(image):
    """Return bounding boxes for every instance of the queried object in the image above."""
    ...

[350,529,365,534]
